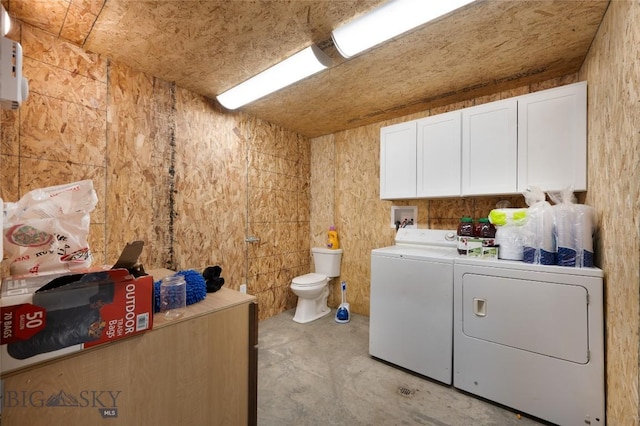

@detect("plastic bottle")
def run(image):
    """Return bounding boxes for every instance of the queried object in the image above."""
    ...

[160,274,186,320]
[457,217,473,255]
[475,218,496,238]
[327,226,340,249]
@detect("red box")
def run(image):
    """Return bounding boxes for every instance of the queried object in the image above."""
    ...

[1,268,153,373]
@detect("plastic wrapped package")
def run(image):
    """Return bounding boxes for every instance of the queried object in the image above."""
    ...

[3,180,98,276]
[521,187,556,265]
[549,187,596,267]
[7,304,103,360]
[574,204,596,267]
[488,208,527,260]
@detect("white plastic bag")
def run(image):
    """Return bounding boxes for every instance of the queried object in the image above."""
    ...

[3,180,98,276]
[548,187,596,267]
[488,208,527,260]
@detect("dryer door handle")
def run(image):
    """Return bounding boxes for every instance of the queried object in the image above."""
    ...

[473,298,487,317]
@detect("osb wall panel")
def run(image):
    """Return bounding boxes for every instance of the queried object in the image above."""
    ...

[5,0,69,36]
[59,0,101,45]
[243,117,312,320]
[106,61,173,268]
[1,19,313,323]
[172,88,246,290]
[0,21,108,267]
[310,134,334,245]
[311,75,578,316]
[21,25,107,82]
[5,0,105,46]
[579,1,640,423]
[0,108,19,155]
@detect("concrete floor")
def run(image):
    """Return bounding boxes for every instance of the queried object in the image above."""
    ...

[258,308,549,426]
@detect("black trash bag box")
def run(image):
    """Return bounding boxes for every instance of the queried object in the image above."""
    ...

[0,268,154,374]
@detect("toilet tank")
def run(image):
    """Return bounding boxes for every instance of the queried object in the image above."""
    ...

[311,247,343,278]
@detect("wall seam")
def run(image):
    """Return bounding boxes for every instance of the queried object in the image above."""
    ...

[167,82,177,270]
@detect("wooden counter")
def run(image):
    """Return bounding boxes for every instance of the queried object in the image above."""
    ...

[0,273,258,426]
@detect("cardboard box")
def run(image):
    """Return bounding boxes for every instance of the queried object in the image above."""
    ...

[457,237,499,259]
[0,268,154,373]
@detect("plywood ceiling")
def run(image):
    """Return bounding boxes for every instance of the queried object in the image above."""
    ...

[6,0,609,137]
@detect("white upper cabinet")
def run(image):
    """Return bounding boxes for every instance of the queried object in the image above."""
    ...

[380,121,417,199]
[416,111,462,197]
[379,82,588,199]
[517,82,587,192]
[462,99,518,196]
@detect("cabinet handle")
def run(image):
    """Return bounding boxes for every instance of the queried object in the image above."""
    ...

[473,298,487,317]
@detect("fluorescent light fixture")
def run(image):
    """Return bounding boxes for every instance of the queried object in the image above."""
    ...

[1,5,10,36]
[217,44,331,110]
[332,0,474,59]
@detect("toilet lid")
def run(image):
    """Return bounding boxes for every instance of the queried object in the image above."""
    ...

[292,273,327,286]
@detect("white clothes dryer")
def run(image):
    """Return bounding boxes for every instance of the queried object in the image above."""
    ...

[370,228,457,384]
[453,256,605,425]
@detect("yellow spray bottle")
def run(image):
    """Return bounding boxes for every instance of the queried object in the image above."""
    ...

[327,226,340,249]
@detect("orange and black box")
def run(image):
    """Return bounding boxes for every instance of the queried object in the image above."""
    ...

[0,268,153,374]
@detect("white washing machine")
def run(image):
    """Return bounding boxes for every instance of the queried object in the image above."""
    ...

[370,228,457,384]
[453,256,605,425]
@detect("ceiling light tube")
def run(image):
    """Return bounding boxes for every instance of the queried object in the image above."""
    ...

[1,5,10,36]
[331,0,474,59]
[217,44,331,110]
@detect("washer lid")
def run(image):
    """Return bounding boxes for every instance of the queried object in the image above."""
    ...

[292,273,327,285]
[371,245,456,262]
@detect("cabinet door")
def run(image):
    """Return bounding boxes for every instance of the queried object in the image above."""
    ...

[380,121,417,199]
[517,82,587,192]
[416,111,462,197]
[462,99,517,196]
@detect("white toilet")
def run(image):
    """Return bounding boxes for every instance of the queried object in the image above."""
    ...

[290,247,343,324]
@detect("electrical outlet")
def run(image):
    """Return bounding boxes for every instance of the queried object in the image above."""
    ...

[240,284,247,294]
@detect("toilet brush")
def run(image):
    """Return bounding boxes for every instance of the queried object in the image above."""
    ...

[335,281,350,323]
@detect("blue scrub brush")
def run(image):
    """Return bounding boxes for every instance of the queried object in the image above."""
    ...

[335,281,350,323]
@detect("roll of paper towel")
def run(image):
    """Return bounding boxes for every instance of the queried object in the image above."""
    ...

[495,226,524,260]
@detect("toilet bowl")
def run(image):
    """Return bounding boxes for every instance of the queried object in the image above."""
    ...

[290,247,343,324]
[291,273,330,323]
